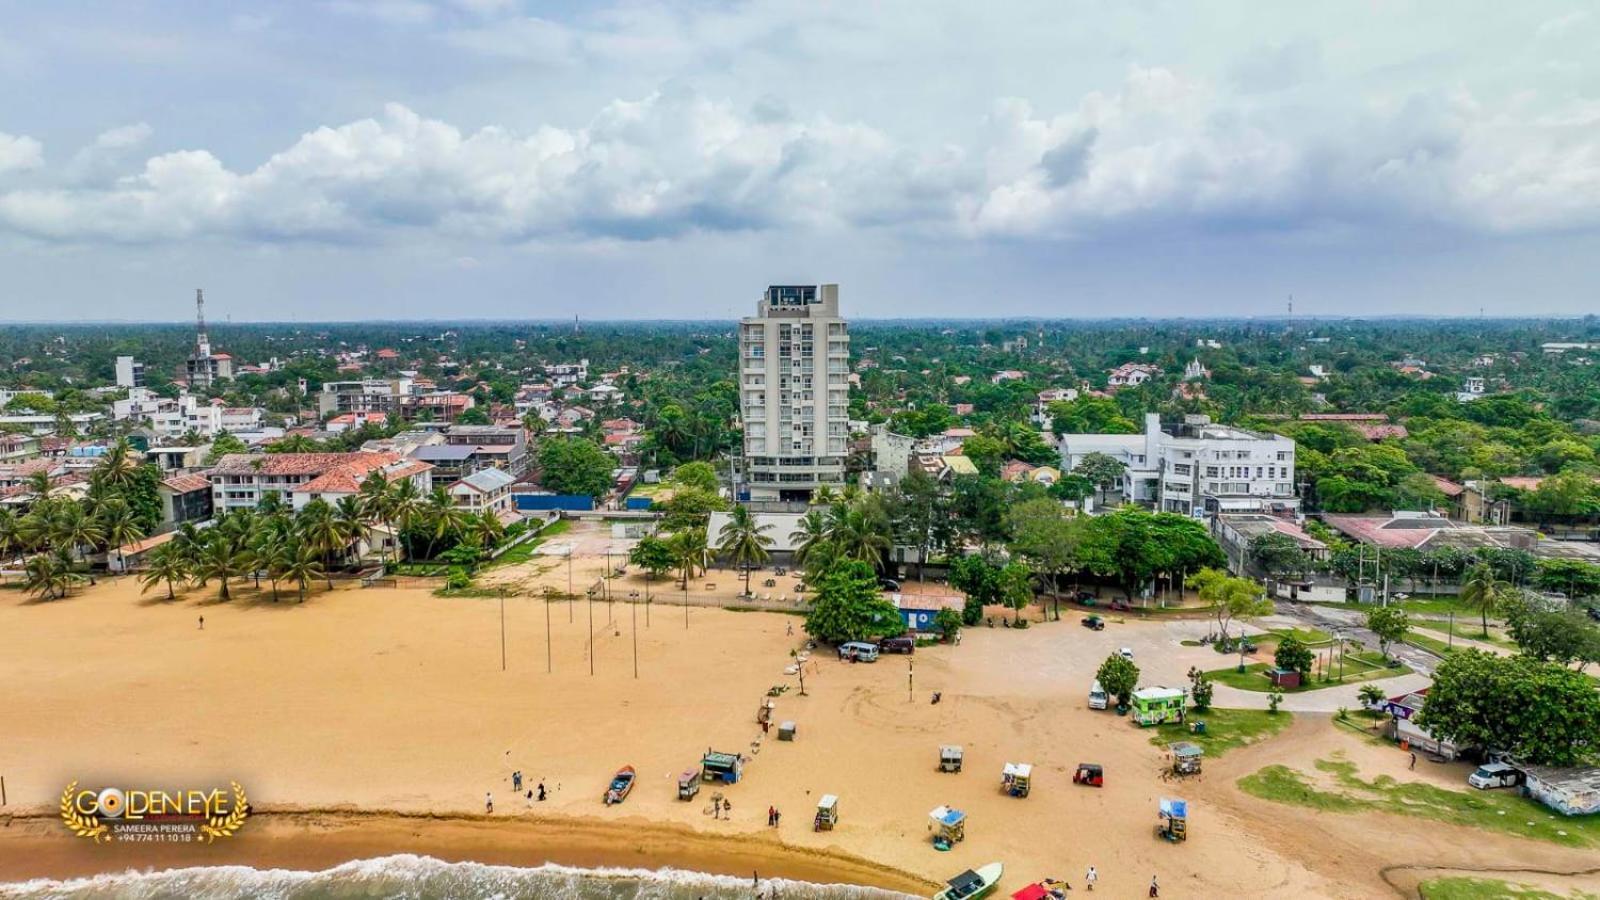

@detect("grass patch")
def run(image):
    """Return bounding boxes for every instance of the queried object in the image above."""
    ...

[1267,626,1334,646]
[1239,753,1600,849]
[1413,619,1518,650]
[1203,651,1406,693]
[1404,629,1459,656]
[1147,708,1293,757]
[1419,877,1575,900]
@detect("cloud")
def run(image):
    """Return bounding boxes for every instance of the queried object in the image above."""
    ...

[0,132,44,174]
[326,0,437,27]
[1537,10,1589,37]
[2,66,1599,248]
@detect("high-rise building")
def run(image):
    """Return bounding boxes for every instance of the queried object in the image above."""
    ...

[738,284,850,502]
[114,356,145,389]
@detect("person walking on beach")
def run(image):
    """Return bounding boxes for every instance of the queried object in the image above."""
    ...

[526,789,533,808]
[723,798,732,818]
[1085,867,1097,891]
[513,770,522,792]
[485,792,494,813]
[537,782,547,802]
[712,796,722,819]
[1149,875,1159,897]
[198,614,204,630]
[1409,751,1417,770]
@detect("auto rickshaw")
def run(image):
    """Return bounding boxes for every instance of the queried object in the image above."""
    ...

[929,805,967,850]
[1072,762,1104,787]
[1001,762,1032,798]
[814,794,839,831]
[940,745,964,773]
[1156,797,1188,842]
[677,769,701,800]
[1171,741,1203,776]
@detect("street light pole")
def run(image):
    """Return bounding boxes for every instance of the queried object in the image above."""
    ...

[588,589,594,676]
[545,588,552,674]
[567,549,574,623]
[500,589,506,672]
[632,591,639,679]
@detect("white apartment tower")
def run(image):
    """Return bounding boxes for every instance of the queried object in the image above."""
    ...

[739,284,850,502]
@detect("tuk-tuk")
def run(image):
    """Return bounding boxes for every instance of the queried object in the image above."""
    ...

[1001,762,1032,798]
[1072,763,1104,787]
[1156,797,1188,842]
[814,794,839,831]
[929,805,967,849]
[1171,742,1203,776]
[702,750,743,784]
[677,769,701,800]
[940,745,964,773]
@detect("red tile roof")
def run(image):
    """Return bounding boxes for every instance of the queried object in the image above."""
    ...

[161,473,211,494]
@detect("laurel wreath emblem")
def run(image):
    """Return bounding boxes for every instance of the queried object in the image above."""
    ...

[59,781,110,843]
[200,782,249,843]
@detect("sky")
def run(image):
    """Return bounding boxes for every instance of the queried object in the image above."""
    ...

[1,1,1597,321]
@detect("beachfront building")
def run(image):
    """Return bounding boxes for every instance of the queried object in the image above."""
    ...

[205,452,433,513]
[1058,413,1297,516]
[738,284,850,503]
[447,467,517,517]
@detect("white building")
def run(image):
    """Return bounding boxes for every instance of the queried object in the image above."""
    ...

[738,284,850,502]
[547,360,589,388]
[448,466,516,516]
[1059,413,1297,515]
[205,452,432,512]
[115,356,146,389]
[116,390,262,439]
[318,377,414,418]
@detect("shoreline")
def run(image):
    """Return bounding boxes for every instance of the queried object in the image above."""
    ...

[0,809,938,895]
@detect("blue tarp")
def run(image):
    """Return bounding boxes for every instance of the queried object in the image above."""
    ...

[1159,797,1187,818]
[624,496,654,510]
[513,494,595,511]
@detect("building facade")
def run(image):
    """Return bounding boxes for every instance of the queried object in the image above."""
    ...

[738,284,850,502]
[115,356,146,389]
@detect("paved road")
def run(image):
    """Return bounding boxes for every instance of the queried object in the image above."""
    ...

[1271,600,1443,676]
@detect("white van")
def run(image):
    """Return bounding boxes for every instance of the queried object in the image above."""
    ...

[839,641,880,662]
[1088,680,1109,710]
[1467,762,1521,790]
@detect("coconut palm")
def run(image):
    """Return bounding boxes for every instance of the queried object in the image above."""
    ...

[139,544,191,600]
[253,532,294,601]
[297,499,352,588]
[422,487,467,559]
[193,531,249,601]
[0,507,19,565]
[24,553,74,599]
[388,477,423,563]
[790,509,832,569]
[333,495,368,566]
[718,505,773,597]
[465,510,504,552]
[24,470,51,500]
[52,502,106,567]
[669,527,711,589]
[357,471,393,562]
[280,540,325,602]
[828,501,891,571]
[1458,561,1508,638]
[93,438,139,489]
[98,498,146,574]
[271,434,319,453]
[170,522,205,567]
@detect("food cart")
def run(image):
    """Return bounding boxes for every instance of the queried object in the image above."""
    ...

[1156,797,1188,842]
[1171,741,1203,776]
[1131,686,1186,726]
[701,750,743,784]
[929,805,967,850]
[814,794,839,831]
[677,769,701,800]
[940,745,964,773]
[1001,762,1033,798]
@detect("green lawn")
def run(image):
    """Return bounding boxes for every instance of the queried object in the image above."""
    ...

[483,520,570,570]
[1419,878,1583,900]
[1239,754,1600,849]
[1147,708,1293,757]
[1412,619,1518,650]
[1266,626,1334,646]
[1204,650,1405,693]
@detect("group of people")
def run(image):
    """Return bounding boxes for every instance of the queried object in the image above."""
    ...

[486,770,548,813]
[1044,868,1159,897]
[765,805,781,826]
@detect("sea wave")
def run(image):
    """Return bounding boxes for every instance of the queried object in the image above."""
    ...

[0,854,920,900]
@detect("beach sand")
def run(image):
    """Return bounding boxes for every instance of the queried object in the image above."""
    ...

[3,550,1599,898]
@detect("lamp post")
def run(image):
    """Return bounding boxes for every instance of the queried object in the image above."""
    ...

[587,588,595,676]
[499,588,506,672]
[567,547,574,623]
[632,590,639,679]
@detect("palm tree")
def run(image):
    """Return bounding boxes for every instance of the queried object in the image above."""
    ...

[170,522,205,567]
[388,477,423,563]
[718,505,773,597]
[194,531,249,601]
[669,527,711,589]
[24,553,72,599]
[0,507,19,566]
[829,501,891,571]
[53,503,106,570]
[271,434,318,453]
[297,500,352,588]
[1458,561,1507,638]
[333,495,368,566]
[466,511,504,552]
[422,488,466,559]
[139,545,191,600]
[93,438,139,489]
[254,532,293,601]
[791,509,832,570]
[281,540,325,602]
[98,498,146,574]
[24,470,51,500]
[357,471,393,562]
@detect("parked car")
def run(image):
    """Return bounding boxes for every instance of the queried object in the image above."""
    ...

[1074,591,1097,604]
[1109,599,1131,612]
[1467,762,1523,790]
[878,636,916,654]
[1080,615,1105,631]
[838,641,880,662]
[880,578,902,592]
[1087,680,1108,710]
[1118,647,1135,660]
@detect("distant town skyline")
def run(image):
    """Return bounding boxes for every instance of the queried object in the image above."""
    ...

[2,2,1598,320]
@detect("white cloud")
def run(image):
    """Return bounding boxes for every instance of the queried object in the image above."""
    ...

[326,0,437,27]
[0,132,44,174]
[92,123,152,150]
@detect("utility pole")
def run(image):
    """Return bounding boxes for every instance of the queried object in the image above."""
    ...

[499,588,506,672]
[588,588,595,676]
[632,591,639,679]
[545,588,552,673]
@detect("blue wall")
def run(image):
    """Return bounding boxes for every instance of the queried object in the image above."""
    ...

[514,494,595,512]
[624,496,654,510]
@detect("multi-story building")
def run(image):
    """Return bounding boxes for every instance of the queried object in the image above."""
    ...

[1058,413,1297,516]
[185,291,234,389]
[738,284,850,502]
[115,356,146,389]
[546,360,589,388]
[318,377,414,418]
[205,452,432,512]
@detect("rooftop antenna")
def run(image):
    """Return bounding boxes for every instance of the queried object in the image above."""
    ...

[574,314,580,334]
[194,288,211,357]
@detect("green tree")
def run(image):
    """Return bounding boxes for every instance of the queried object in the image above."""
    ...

[1417,650,1600,766]
[1007,498,1082,618]
[537,436,615,498]
[668,527,711,589]
[204,432,249,464]
[139,544,190,600]
[1048,396,1139,435]
[1533,559,1600,600]
[933,607,962,642]
[1072,452,1127,507]
[193,531,249,601]
[803,559,903,644]
[718,505,773,596]
[1357,683,1387,708]
[1500,593,1600,666]
[949,554,1003,625]
[670,461,718,493]
[281,541,325,602]
[1189,567,1272,643]
[97,498,146,573]
[628,535,676,581]
[1095,653,1140,710]
[1273,636,1314,681]
[1250,532,1311,581]
[1458,562,1508,638]
[1189,668,1215,711]
[997,560,1034,624]
[659,486,728,531]
[1365,605,1410,660]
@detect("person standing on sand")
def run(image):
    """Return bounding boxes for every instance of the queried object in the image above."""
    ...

[1409,752,1417,770]
[1085,867,1096,891]
[485,792,494,813]
[538,782,547,801]
[198,615,204,630]
[1149,876,1158,897]
[767,805,775,826]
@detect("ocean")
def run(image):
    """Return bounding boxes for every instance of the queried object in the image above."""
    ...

[0,855,919,900]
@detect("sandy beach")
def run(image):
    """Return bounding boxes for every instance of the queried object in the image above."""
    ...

[4,534,1600,898]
